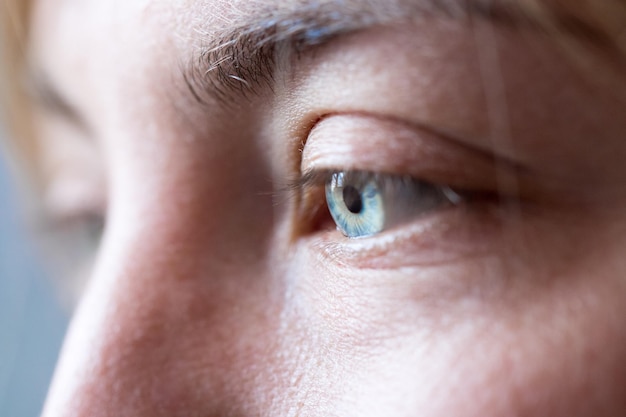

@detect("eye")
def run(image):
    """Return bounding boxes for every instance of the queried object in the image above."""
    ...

[325,171,462,238]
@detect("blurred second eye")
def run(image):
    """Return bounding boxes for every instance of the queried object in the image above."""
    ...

[325,171,461,238]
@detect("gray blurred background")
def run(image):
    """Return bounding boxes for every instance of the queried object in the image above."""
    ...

[0,131,68,417]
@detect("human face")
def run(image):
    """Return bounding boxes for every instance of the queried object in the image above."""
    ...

[28,0,626,415]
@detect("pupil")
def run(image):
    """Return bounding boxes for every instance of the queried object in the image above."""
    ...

[342,186,363,214]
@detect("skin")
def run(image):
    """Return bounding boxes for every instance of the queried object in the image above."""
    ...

[24,0,626,415]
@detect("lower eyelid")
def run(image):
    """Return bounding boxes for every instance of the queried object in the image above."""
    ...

[297,189,507,270]
[308,213,494,270]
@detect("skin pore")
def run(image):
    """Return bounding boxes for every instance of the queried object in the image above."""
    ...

[10,0,626,415]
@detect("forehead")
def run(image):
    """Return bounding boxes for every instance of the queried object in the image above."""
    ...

[27,0,626,135]
[29,0,198,130]
[29,0,624,80]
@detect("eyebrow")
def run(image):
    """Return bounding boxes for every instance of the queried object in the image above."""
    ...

[183,0,496,104]
[182,0,610,105]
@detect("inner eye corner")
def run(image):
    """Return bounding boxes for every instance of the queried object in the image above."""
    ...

[298,199,335,237]
[291,175,334,237]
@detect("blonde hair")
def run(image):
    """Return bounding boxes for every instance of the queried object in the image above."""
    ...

[0,0,36,180]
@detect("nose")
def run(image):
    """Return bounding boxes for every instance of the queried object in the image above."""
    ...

[40,142,283,417]
[41,213,284,416]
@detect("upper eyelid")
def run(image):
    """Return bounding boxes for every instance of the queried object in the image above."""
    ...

[286,169,410,195]
[300,114,532,195]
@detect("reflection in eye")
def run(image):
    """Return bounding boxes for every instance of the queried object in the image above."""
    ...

[325,171,462,238]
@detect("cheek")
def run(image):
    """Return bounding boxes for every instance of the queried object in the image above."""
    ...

[351,309,626,417]
[49,148,626,417]
[285,241,626,417]
[447,287,626,417]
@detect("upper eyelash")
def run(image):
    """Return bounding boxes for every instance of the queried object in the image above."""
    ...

[284,169,333,192]
[285,169,469,214]
[287,169,444,192]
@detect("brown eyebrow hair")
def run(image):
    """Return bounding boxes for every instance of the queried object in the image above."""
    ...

[182,0,626,106]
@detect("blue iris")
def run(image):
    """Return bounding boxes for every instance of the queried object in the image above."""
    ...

[325,172,385,238]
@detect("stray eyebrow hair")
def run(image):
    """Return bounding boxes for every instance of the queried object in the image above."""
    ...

[182,0,615,105]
